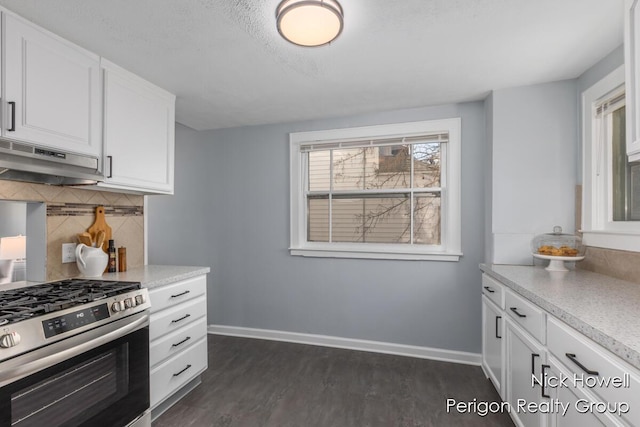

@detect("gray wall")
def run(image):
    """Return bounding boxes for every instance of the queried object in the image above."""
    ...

[149,102,488,354]
[147,124,216,269]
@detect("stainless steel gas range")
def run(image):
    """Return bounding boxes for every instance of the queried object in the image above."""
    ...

[0,279,151,427]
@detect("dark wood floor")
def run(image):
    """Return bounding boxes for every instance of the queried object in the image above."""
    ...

[153,335,514,427]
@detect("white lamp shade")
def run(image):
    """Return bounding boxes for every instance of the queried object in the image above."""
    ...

[277,0,343,47]
[0,235,26,260]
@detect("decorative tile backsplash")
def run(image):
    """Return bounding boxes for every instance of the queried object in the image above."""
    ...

[0,181,144,281]
[47,203,143,217]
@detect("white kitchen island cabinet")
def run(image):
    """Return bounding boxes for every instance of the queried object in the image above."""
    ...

[99,59,175,194]
[2,11,102,157]
[626,0,640,162]
[480,266,640,427]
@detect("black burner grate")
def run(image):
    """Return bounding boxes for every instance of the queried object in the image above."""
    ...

[0,279,141,324]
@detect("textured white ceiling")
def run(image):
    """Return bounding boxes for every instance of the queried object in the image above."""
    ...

[0,0,624,130]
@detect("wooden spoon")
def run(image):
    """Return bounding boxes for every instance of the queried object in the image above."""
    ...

[77,232,92,246]
[95,230,106,249]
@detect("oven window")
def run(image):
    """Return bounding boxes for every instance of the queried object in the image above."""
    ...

[11,347,128,427]
[1,327,149,427]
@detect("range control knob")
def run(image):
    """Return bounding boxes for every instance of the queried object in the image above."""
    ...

[111,301,124,312]
[124,298,134,309]
[0,331,21,348]
[135,295,145,305]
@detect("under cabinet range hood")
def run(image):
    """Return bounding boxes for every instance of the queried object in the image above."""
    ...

[0,139,103,185]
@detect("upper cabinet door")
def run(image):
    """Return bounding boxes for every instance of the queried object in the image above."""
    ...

[626,0,640,162]
[2,12,102,157]
[101,59,175,194]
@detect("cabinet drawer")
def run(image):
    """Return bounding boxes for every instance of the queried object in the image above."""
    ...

[547,355,626,427]
[482,274,504,309]
[150,295,207,341]
[149,275,206,313]
[150,337,208,408]
[505,289,545,343]
[150,316,208,367]
[547,317,640,426]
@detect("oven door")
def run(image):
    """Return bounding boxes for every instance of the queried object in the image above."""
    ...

[0,311,149,427]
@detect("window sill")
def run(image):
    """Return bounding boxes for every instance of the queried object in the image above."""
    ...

[289,245,462,261]
[581,230,640,253]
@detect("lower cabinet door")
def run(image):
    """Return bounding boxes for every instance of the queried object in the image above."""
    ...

[482,296,503,397]
[506,318,546,427]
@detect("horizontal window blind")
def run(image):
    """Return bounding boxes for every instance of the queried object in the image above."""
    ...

[595,90,625,116]
[299,133,448,152]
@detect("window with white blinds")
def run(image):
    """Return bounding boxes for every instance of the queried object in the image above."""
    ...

[289,118,462,261]
[582,65,640,252]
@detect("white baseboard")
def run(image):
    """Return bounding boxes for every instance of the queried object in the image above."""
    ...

[208,324,481,366]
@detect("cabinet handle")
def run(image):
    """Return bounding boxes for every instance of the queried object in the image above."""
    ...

[107,156,113,178]
[171,290,190,298]
[483,286,495,293]
[510,307,526,318]
[495,316,501,339]
[172,364,192,377]
[7,102,15,131]
[171,314,191,323]
[531,353,539,376]
[541,364,551,398]
[565,353,599,376]
[171,336,192,348]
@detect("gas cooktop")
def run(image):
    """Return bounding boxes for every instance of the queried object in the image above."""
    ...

[0,279,143,325]
[0,278,150,363]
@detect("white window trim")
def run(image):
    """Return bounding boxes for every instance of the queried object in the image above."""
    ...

[289,118,462,261]
[582,65,640,252]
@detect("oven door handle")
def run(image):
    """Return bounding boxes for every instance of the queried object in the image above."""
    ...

[0,312,148,388]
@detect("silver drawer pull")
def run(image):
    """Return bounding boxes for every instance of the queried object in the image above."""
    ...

[510,307,526,318]
[565,353,599,376]
[170,290,190,298]
[172,336,192,348]
[173,364,192,377]
[171,314,191,323]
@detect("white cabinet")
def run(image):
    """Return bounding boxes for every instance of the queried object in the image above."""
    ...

[482,295,504,397]
[0,7,177,192]
[505,318,547,427]
[481,274,506,398]
[2,12,102,157]
[625,0,640,162]
[545,357,618,427]
[100,59,175,194]
[482,271,640,427]
[148,275,208,420]
[504,288,548,427]
[547,317,640,426]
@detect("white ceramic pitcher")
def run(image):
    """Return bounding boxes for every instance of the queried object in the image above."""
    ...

[75,244,108,277]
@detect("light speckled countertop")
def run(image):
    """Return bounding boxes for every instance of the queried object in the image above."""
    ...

[103,265,210,289]
[481,264,640,370]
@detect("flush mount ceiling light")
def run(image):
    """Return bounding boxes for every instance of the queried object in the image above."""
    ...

[276,0,344,47]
